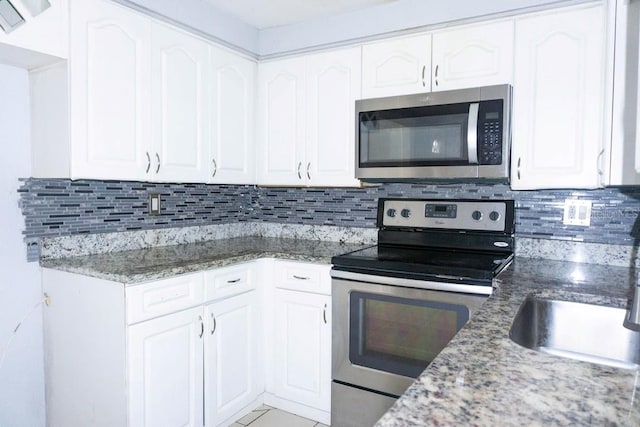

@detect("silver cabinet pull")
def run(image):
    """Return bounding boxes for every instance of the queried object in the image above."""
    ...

[297,162,302,180]
[198,315,204,338]
[421,65,426,87]
[293,275,310,280]
[306,162,311,180]
[597,149,605,185]
[226,278,241,284]
[434,64,439,86]
[517,157,522,180]
[211,312,216,335]
[323,304,327,324]
[212,158,217,178]
[155,153,160,174]
[145,152,151,173]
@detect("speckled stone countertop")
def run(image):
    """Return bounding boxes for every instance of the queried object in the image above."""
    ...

[40,236,365,284]
[376,257,640,427]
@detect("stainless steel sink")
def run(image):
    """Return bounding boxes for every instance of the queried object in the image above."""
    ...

[509,295,640,370]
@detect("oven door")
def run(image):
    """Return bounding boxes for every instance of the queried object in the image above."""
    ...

[332,275,487,397]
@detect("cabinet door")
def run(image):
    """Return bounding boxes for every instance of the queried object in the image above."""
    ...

[257,57,307,186]
[306,47,362,187]
[151,23,209,183]
[209,47,257,184]
[204,292,260,426]
[274,289,331,412]
[432,20,514,91]
[511,5,605,189]
[128,306,204,427]
[69,0,150,181]
[361,34,431,98]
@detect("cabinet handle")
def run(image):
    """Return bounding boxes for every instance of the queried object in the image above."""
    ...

[517,157,521,180]
[155,153,160,174]
[145,152,151,173]
[323,303,327,324]
[297,162,302,180]
[212,158,217,178]
[211,312,216,335]
[434,65,439,87]
[597,149,605,186]
[422,65,426,87]
[198,315,204,338]
[226,278,241,284]
[293,275,310,280]
[306,162,311,180]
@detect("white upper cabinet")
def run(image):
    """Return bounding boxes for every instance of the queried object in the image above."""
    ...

[431,20,514,91]
[209,46,257,184]
[68,0,151,181]
[511,5,606,190]
[257,47,361,187]
[306,48,361,187]
[361,34,431,98]
[151,23,209,183]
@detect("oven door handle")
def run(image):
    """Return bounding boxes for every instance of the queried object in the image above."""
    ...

[467,102,479,164]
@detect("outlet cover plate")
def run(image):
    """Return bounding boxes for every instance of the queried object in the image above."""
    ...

[563,199,591,226]
[148,193,161,215]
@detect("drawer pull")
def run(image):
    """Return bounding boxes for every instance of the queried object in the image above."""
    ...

[226,278,241,284]
[293,275,310,280]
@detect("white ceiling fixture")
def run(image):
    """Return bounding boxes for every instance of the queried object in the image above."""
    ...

[202,0,398,29]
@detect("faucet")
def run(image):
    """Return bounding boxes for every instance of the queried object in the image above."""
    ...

[624,279,640,332]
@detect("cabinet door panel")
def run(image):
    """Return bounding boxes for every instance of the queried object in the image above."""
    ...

[209,47,256,184]
[306,48,361,187]
[152,24,208,183]
[128,306,204,427]
[257,58,306,185]
[205,292,259,426]
[274,289,330,411]
[70,0,150,180]
[511,5,605,189]
[362,34,431,98]
[432,20,514,91]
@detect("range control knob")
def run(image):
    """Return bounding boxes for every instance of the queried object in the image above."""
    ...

[489,211,501,221]
[472,210,483,221]
[401,208,411,218]
[386,208,397,218]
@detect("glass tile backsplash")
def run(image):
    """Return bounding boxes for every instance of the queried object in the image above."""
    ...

[19,178,640,257]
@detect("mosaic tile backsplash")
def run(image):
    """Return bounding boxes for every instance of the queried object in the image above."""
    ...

[18,178,640,260]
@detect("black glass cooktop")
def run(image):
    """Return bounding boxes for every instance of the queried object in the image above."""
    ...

[331,244,513,283]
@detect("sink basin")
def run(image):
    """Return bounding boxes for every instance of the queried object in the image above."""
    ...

[509,295,640,370]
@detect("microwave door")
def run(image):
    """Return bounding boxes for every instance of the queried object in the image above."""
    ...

[467,103,480,164]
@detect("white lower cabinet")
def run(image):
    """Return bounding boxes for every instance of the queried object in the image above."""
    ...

[43,259,331,427]
[205,291,261,426]
[273,289,331,411]
[128,306,205,427]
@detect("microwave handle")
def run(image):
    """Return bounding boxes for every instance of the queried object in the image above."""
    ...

[467,103,479,164]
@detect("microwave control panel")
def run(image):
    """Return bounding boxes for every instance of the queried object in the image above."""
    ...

[382,200,507,232]
[477,100,503,165]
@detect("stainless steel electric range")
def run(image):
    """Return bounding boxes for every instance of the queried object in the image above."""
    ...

[330,198,515,427]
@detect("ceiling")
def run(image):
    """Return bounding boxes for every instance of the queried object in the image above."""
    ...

[202,0,398,29]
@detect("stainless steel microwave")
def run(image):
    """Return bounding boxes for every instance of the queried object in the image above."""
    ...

[355,84,512,181]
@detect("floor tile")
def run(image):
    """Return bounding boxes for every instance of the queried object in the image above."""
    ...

[255,404,274,411]
[236,409,267,425]
[248,409,316,427]
[315,423,329,427]
[229,424,244,427]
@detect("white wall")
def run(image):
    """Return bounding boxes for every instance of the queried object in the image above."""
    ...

[0,64,45,427]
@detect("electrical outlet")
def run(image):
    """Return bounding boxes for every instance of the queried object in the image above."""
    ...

[563,199,591,226]
[148,193,161,215]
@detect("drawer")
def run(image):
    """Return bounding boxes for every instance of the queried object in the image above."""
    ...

[204,263,255,302]
[126,273,204,324]
[274,260,331,295]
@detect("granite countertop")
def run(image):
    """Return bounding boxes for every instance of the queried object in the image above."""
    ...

[40,236,366,284]
[376,257,640,427]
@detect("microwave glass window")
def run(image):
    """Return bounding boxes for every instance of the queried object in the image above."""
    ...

[359,104,471,167]
[349,291,469,378]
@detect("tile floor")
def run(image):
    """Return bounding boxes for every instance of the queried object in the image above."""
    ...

[230,405,329,427]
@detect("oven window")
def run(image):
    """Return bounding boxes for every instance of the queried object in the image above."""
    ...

[359,103,471,167]
[349,291,469,378]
